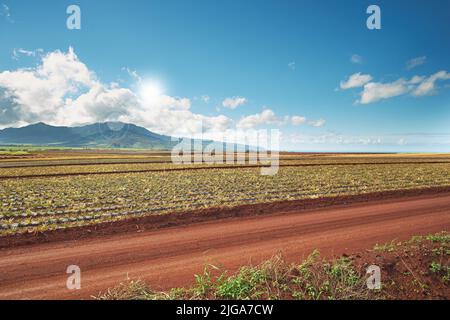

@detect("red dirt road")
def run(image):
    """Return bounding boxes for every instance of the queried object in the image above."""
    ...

[0,193,449,300]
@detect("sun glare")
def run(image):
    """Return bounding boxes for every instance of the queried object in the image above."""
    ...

[139,80,164,103]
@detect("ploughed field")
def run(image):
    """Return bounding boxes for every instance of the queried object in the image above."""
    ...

[1,151,450,236]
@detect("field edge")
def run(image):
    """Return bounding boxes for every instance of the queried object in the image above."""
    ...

[2,185,450,250]
[96,231,450,300]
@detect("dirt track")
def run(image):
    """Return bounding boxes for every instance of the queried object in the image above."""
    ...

[0,192,449,300]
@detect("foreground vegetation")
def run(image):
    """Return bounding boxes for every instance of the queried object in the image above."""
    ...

[97,232,450,300]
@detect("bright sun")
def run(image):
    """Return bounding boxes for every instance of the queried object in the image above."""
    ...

[139,80,164,103]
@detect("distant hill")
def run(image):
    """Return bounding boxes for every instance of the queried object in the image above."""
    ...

[0,122,183,149]
[0,122,253,151]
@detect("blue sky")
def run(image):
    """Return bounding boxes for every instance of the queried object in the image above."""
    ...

[0,0,449,152]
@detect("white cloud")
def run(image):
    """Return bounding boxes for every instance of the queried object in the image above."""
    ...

[237,110,323,130]
[222,96,247,109]
[340,73,373,89]
[412,70,450,96]
[357,71,450,104]
[237,109,282,129]
[359,79,410,104]
[0,47,95,126]
[409,75,425,84]
[0,48,329,137]
[59,83,139,126]
[291,116,306,125]
[0,48,233,137]
[308,119,326,127]
[406,56,426,70]
[350,54,362,64]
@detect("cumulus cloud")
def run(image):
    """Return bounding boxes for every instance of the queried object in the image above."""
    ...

[0,47,95,126]
[0,47,328,137]
[358,71,450,104]
[237,110,322,130]
[359,79,410,104]
[412,71,450,96]
[237,109,282,129]
[406,56,426,70]
[291,115,306,125]
[0,47,233,137]
[340,70,450,104]
[222,96,247,109]
[340,73,373,89]
[59,83,139,126]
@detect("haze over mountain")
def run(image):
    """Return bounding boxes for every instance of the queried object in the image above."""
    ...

[0,122,255,152]
[0,122,182,149]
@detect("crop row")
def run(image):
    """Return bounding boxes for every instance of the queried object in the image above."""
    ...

[1,163,450,235]
[1,155,450,173]
[1,175,449,219]
[2,175,447,216]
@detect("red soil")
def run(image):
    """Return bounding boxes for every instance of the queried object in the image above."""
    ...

[0,189,449,300]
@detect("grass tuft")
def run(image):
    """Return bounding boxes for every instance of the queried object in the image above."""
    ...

[96,231,449,300]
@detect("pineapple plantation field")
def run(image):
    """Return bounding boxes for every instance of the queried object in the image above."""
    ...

[1,151,450,237]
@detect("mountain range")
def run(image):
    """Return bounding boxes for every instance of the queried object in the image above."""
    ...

[0,122,185,149]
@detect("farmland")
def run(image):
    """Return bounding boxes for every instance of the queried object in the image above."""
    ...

[1,151,450,237]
